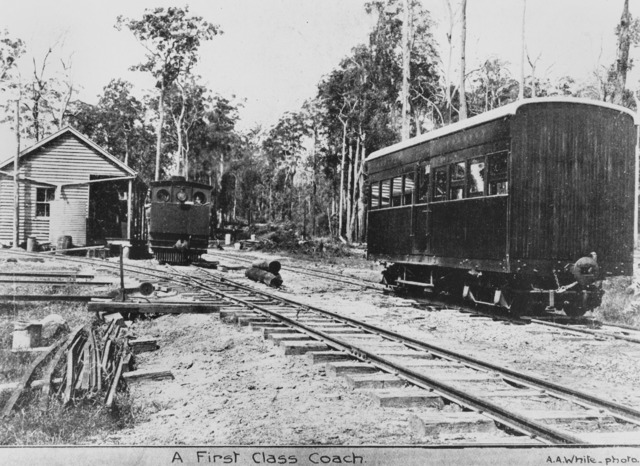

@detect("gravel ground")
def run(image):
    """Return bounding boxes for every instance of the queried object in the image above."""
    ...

[83,249,640,445]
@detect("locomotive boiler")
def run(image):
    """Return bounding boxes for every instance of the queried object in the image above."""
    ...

[146,176,212,264]
[365,98,637,317]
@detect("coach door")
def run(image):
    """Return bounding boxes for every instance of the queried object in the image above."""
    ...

[412,162,432,254]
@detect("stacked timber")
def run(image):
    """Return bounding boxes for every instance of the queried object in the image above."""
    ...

[245,259,283,288]
[0,316,166,416]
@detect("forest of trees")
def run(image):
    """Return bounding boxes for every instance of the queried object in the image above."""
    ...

[0,1,639,243]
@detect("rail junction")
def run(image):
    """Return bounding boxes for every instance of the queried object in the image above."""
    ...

[1,248,639,445]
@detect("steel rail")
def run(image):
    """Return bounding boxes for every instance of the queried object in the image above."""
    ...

[191,267,640,425]
[5,250,640,430]
[205,250,385,290]
[529,318,640,344]
[170,267,582,444]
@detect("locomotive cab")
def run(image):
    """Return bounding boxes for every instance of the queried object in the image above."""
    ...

[146,176,213,264]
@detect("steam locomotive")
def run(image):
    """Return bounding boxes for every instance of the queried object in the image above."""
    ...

[365,98,637,317]
[146,176,212,264]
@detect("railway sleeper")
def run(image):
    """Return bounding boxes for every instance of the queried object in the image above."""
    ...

[366,388,445,408]
[325,362,380,377]
[268,333,314,345]
[344,373,408,389]
[279,341,330,355]
[261,327,297,338]
[408,412,501,436]
[306,351,355,364]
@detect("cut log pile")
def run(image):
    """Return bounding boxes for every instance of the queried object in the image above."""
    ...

[1,315,166,416]
[245,259,283,288]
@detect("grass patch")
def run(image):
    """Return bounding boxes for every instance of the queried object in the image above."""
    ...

[592,276,640,326]
[0,392,135,445]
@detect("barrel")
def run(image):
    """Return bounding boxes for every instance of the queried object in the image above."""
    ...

[56,235,72,254]
[26,236,38,252]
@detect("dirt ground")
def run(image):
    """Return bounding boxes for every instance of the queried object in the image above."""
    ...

[81,248,640,446]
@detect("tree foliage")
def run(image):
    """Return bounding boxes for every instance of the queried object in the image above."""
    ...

[117,6,222,180]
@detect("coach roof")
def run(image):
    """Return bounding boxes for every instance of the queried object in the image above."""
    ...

[366,97,638,162]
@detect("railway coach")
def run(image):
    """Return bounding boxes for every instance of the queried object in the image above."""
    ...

[365,98,637,317]
[146,176,213,264]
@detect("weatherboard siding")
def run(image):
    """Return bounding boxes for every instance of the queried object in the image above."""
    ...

[0,131,131,246]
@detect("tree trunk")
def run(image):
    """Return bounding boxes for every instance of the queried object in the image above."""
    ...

[614,0,632,105]
[155,85,165,181]
[401,0,411,140]
[443,0,454,123]
[357,143,366,242]
[338,119,347,238]
[519,0,526,100]
[459,0,468,120]
[346,144,354,242]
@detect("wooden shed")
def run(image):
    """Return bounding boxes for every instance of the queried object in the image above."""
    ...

[0,126,147,248]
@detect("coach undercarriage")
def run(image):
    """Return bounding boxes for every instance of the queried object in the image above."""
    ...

[381,260,603,318]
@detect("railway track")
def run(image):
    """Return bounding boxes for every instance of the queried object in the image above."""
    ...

[206,248,640,347]
[203,249,386,291]
[3,249,640,444]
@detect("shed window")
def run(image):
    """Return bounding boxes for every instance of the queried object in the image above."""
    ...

[36,187,55,217]
[370,182,380,209]
[391,177,403,206]
[449,162,465,200]
[433,167,447,202]
[488,152,509,195]
[380,180,390,207]
[417,164,430,203]
[467,157,486,197]
[403,173,415,205]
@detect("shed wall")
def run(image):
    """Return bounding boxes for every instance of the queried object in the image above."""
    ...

[0,133,130,246]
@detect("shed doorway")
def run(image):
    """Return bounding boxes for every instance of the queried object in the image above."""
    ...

[87,176,129,244]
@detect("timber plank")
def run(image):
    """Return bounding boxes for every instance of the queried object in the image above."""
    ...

[88,302,220,314]
[0,295,111,302]
[122,369,174,382]
[39,325,88,410]
[2,330,70,416]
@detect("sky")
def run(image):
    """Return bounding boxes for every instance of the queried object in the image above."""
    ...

[0,0,634,154]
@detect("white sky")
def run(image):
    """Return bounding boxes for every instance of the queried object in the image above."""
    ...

[0,0,634,154]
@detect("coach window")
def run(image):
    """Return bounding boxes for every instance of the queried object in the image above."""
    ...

[36,187,55,217]
[467,157,486,197]
[449,161,465,200]
[417,164,430,203]
[370,182,380,209]
[433,167,447,202]
[380,179,390,207]
[403,173,415,205]
[391,176,403,206]
[488,152,508,195]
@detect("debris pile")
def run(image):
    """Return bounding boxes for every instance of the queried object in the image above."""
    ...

[1,314,164,416]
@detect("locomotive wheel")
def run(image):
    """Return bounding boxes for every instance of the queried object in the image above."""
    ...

[562,303,588,318]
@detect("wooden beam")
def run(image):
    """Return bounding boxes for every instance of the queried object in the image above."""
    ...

[42,245,109,255]
[0,272,94,279]
[63,336,85,405]
[105,353,127,408]
[123,369,174,382]
[0,280,115,285]
[39,325,88,410]
[90,331,102,392]
[2,331,70,417]
[0,295,111,302]
[88,302,221,314]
